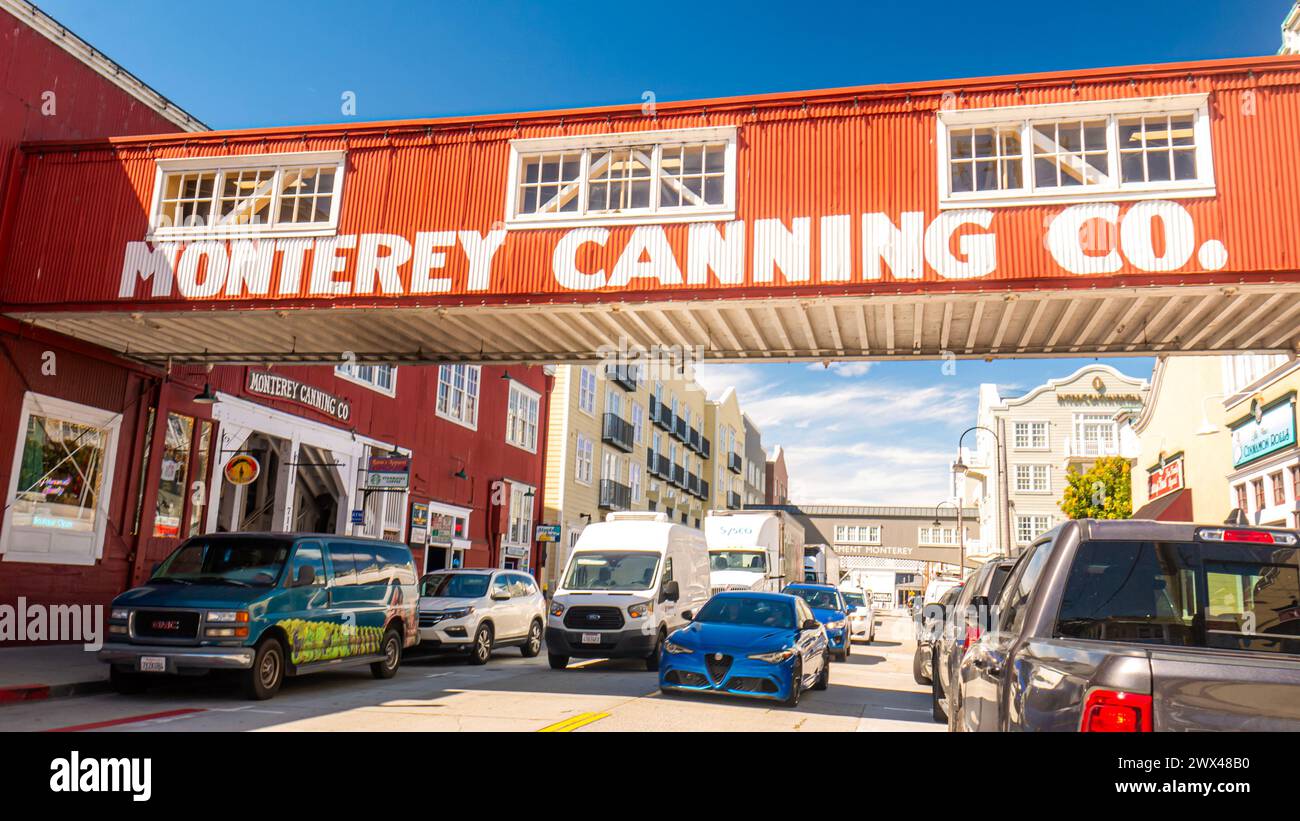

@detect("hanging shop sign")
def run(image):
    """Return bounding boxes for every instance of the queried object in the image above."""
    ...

[223,454,261,486]
[1147,454,1184,501]
[409,502,429,545]
[535,524,561,543]
[1231,395,1297,468]
[364,455,410,490]
[245,370,351,422]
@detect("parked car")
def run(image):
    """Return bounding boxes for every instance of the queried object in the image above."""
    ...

[547,511,709,671]
[100,533,420,700]
[912,584,963,685]
[840,586,876,643]
[782,582,851,660]
[929,558,1015,722]
[955,519,1300,732]
[658,592,829,707]
[417,569,546,664]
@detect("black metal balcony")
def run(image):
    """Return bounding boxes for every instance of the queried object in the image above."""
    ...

[688,472,700,497]
[727,490,742,509]
[672,464,687,489]
[688,427,702,452]
[653,400,673,431]
[645,449,656,471]
[605,363,639,392]
[727,451,743,474]
[599,479,632,511]
[700,479,710,500]
[701,436,711,459]
[657,454,672,479]
[602,413,634,452]
[674,415,688,441]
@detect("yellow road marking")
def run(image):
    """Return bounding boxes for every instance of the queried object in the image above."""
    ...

[537,711,610,732]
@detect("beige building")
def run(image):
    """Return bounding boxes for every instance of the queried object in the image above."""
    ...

[707,387,746,513]
[965,364,1149,554]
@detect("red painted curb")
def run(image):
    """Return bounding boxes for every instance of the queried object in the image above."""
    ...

[46,708,206,733]
[0,684,51,703]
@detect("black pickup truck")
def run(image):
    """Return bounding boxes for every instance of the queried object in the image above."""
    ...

[952,518,1300,732]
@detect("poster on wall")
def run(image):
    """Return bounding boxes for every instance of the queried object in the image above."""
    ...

[409,502,429,546]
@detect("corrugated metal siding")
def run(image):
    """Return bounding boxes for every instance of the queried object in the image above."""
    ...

[4,57,1300,312]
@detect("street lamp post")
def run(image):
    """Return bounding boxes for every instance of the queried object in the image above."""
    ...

[932,500,960,580]
[952,424,1005,562]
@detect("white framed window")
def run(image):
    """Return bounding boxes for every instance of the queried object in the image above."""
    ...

[578,368,597,415]
[834,525,881,544]
[335,363,397,396]
[605,388,622,419]
[601,448,622,483]
[1016,514,1053,545]
[148,150,346,239]
[575,434,594,485]
[505,126,737,229]
[436,364,480,429]
[505,382,541,453]
[918,527,966,546]
[1014,464,1051,493]
[504,482,535,548]
[1072,413,1118,457]
[630,463,643,502]
[936,95,1214,208]
[1012,421,1049,450]
[632,402,644,445]
[2,393,121,566]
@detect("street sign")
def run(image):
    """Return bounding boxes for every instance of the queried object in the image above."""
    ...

[535,524,561,543]
[223,454,260,486]
[351,509,365,525]
[365,454,410,489]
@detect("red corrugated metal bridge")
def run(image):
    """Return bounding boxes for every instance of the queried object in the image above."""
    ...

[3,55,1300,365]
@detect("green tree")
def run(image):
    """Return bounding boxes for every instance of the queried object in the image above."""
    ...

[1060,456,1132,519]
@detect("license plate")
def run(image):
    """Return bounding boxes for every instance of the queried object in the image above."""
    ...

[581,633,601,645]
[139,656,166,673]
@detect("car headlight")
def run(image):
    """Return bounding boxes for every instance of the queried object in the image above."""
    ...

[627,601,653,619]
[825,620,846,630]
[206,610,249,624]
[549,602,565,618]
[441,607,474,619]
[110,608,130,622]
[748,648,796,663]
[663,640,694,655]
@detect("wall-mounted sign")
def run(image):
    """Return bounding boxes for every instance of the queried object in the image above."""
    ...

[351,509,365,525]
[504,545,529,558]
[246,370,351,422]
[223,454,260,486]
[535,524,561,543]
[1147,454,1184,501]
[364,455,410,490]
[1231,395,1297,468]
[409,501,429,545]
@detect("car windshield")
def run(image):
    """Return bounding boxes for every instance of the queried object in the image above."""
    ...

[710,550,767,572]
[564,551,660,590]
[695,596,795,629]
[152,538,289,587]
[842,592,866,608]
[421,573,490,598]
[787,587,841,611]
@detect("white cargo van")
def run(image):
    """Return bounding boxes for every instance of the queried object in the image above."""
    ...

[546,511,709,671]
[803,543,843,585]
[704,510,805,594]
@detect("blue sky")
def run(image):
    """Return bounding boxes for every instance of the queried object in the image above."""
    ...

[37,0,1289,504]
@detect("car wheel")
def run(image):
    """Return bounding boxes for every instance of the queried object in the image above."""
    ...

[548,653,569,670]
[241,637,285,700]
[110,666,148,695]
[468,623,493,666]
[521,620,543,658]
[644,630,665,672]
[781,658,803,707]
[370,628,402,680]
[812,651,830,691]
[912,644,931,685]
[931,651,948,723]
[844,638,852,658]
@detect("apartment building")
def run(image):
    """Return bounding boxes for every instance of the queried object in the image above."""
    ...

[766,446,790,505]
[966,364,1149,555]
[707,388,747,514]
[742,414,767,506]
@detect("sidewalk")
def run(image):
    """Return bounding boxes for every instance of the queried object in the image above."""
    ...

[0,644,108,704]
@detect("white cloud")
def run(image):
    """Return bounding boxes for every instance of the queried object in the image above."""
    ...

[783,442,954,505]
[805,361,873,378]
[689,363,773,402]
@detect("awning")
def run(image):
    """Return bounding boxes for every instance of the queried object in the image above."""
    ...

[1133,488,1193,522]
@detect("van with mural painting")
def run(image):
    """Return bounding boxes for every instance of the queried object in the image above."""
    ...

[99,533,420,700]
[546,511,710,671]
[705,510,805,594]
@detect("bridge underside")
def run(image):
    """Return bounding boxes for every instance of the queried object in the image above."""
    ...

[10,283,1300,366]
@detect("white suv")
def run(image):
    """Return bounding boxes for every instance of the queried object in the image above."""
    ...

[418,569,547,665]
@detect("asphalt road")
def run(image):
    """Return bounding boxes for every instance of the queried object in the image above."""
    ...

[0,615,941,732]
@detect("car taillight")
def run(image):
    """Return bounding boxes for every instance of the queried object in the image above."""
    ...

[1224,529,1275,543]
[1198,527,1297,545]
[1080,689,1152,732]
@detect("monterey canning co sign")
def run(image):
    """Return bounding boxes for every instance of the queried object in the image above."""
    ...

[115,200,1229,302]
[245,370,351,422]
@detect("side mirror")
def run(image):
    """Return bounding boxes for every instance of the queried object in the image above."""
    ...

[660,580,680,602]
[293,565,316,587]
[681,610,694,621]
[491,590,511,601]
[801,619,821,631]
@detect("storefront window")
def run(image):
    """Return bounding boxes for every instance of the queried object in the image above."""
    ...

[187,421,213,537]
[153,413,195,538]
[12,414,109,534]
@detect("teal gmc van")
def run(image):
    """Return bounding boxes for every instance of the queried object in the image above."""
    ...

[99,533,420,699]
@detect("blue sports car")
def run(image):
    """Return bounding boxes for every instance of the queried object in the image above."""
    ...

[783,583,851,660]
[658,592,830,707]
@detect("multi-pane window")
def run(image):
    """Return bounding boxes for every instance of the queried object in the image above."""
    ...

[1073,414,1117,457]
[507,127,736,226]
[1013,421,1048,449]
[938,96,1213,206]
[632,402,644,445]
[1271,471,1287,507]
[578,368,596,415]
[436,365,480,428]
[1015,464,1050,493]
[919,527,965,546]
[834,525,881,544]
[335,363,396,395]
[1016,514,1052,544]
[1292,467,1300,506]
[1235,483,1249,513]
[151,152,345,237]
[575,435,593,485]
[506,383,540,452]
[1254,479,1266,510]
[505,484,534,547]
[630,463,643,502]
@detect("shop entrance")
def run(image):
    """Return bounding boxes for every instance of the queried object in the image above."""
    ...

[291,443,345,533]
[215,432,287,532]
